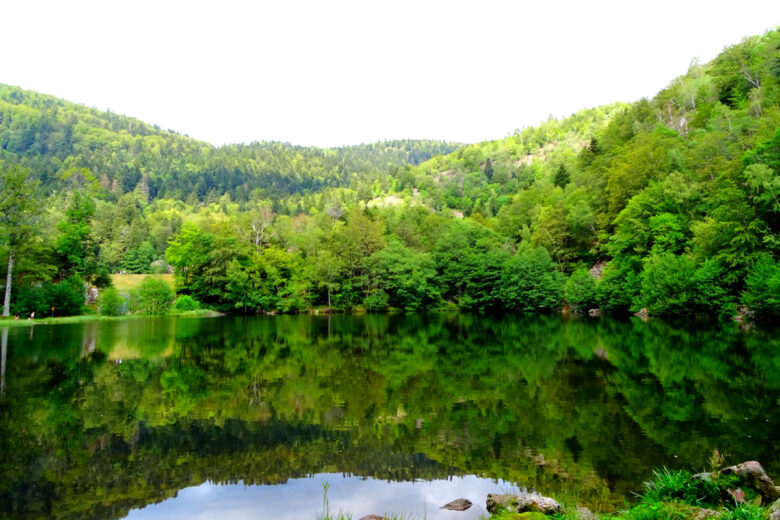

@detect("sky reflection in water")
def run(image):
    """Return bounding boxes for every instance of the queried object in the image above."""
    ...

[125,474,512,520]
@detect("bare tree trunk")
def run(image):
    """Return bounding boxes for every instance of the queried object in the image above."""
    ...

[3,250,13,317]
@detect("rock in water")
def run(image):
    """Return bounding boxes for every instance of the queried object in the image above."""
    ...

[486,493,562,515]
[440,498,472,511]
[720,461,780,502]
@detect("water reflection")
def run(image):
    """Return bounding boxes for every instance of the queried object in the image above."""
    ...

[0,314,777,519]
[126,474,510,520]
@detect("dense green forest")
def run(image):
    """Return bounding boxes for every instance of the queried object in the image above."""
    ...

[2,29,780,319]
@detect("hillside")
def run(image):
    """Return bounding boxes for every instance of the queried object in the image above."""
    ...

[0,85,460,202]
[1,29,780,320]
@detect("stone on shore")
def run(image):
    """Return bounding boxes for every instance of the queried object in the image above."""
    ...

[720,461,780,502]
[486,493,562,515]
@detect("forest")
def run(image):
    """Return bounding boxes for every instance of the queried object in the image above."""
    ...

[1,28,780,320]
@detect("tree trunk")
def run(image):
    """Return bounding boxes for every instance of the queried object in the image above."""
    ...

[3,250,13,317]
[327,288,331,309]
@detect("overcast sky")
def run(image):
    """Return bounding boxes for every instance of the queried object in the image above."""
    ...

[2,1,778,148]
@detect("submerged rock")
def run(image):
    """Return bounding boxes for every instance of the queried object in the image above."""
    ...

[720,461,780,502]
[486,493,562,515]
[440,498,472,511]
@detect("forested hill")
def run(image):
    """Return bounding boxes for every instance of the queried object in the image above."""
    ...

[0,84,461,201]
[2,29,780,320]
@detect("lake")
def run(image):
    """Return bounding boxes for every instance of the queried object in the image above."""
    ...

[0,314,778,519]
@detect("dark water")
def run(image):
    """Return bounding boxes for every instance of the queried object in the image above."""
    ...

[0,314,778,519]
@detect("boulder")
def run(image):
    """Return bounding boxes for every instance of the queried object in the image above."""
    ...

[440,498,472,511]
[486,493,562,515]
[358,515,384,520]
[576,506,600,519]
[768,498,780,520]
[692,508,719,520]
[720,461,780,502]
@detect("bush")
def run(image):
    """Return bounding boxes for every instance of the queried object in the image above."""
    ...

[99,287,126,316]
[639,253,697,316]
[129,277,174,315]
[640,468,720,508]
[173,294,200,311]
[565,268,598,311]
[364,289,389,311]
[742,254,780,316]
[500,245,564,312]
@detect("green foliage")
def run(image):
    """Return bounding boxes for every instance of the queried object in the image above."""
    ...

[4,28,780,317]
[565,268,598,311]
[11,276,84,317]
[719,504,766,520]
[500,245,564,312]
[99,287,126,316]
[639,469,720,508]
[742,254,780,316]
[173,294,200,311]
[639,254,697,316]
[129,277,174,315]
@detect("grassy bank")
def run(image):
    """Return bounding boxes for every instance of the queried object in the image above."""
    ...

[0,309,221,328]
[486,467,778,520]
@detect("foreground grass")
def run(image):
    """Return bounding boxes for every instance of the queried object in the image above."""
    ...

[486,468,772,520]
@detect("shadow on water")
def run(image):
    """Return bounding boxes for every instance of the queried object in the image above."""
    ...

[0,314,778,519]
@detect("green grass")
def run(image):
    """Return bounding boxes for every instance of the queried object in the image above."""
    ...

[638,468,721,509]
[0,308,221,328]
[110,273,174,293]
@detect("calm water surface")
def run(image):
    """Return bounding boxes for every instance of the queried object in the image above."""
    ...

[0,314,778,519]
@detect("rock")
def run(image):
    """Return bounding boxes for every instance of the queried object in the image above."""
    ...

[768,498,780,520]
[440,498,472,511]
[589,260,608,280]
[487,494,513,513]
[692,472,714,482]
[692,508,719,520]
[720,461,780,502]
[486,493,562,515]
[727,488,746,503]
[358,515,384,520]
[576,506,600,519]
[587,308,601,317]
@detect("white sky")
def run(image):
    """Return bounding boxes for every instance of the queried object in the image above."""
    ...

[2,1,779,148]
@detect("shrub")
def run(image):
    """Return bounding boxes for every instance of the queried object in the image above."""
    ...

[364,289,389,312]
[45,276,85,316]
[640,468,720,508]
[99,287,126,316]
[500,245,564,312]
[173,294,200,311]
[565,268,598,311]
[129,277,174,315]
[742,254,780,316]
[639,253,697,316]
